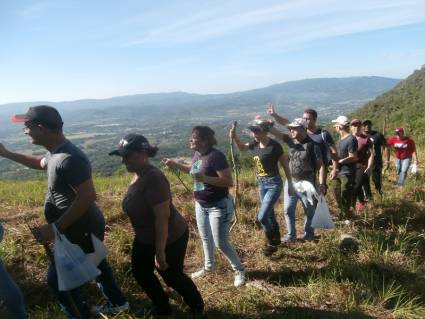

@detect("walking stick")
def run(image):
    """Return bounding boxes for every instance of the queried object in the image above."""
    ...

[230,121,239,232]
[27,224,83,319]
[169,167,191,193]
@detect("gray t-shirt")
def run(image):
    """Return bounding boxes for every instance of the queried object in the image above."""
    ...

[284,136,322,184]
[336,135,358,177]
[44,140,104,253]
[308,128,335,166]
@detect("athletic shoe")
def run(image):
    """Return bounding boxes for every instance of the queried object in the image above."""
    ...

[190,268,212,279]
[262,245,278,256]
[234,270,246,287]
[91,301,129,315]
[281,235,296,243]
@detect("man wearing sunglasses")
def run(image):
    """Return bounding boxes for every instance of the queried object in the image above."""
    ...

[0,105,128,318]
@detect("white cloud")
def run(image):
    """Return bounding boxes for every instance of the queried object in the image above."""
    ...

[124,0,425,47]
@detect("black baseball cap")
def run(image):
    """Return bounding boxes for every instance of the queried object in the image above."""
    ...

[362,120,372,126]
[109,133,152,156]
[11,105,63,129]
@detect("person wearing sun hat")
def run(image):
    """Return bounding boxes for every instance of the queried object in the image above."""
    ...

[0,105,128,318]
[230,117,293,255]
[331,115,358,218]
[386,127,419,186]
[268,118,325,242]
[110,133,205,318]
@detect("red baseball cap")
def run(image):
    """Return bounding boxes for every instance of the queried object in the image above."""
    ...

[395,127,404,133]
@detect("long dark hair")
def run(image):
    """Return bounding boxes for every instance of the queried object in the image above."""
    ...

[192,126,217,148]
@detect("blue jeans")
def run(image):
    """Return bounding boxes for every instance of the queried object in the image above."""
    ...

[396,158,411,186]
[195,196,243,272]
[283,180,317,239]
[257,176,283,232]
[0,259,27,319]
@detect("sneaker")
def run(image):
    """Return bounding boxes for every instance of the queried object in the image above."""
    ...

[92,301,129,315]
[234,270,246,287]
[281,235,296,243]
[191,268,212,279]
[262,245,278,257]
[302,234,315,241]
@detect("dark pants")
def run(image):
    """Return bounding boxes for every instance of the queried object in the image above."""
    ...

[363,166,383,199]
[48,259,127,319]
[353,167,368,206]
[131,230,204,313]
[331,174,353,215]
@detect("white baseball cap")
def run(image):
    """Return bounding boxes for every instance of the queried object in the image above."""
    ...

[331,115,349,126]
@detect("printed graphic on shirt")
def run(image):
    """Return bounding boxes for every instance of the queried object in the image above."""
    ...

[253,155,267,176]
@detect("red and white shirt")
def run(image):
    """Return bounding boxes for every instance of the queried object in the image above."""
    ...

[387,136,416,160]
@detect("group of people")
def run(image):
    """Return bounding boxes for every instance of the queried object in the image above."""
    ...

[0,104,419,319]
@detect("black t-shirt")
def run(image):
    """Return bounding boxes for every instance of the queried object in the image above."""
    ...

[336,135,358,177]
[367,130,386,167]
[284,136,322,183]
[248,138,283,177]
[44,140,104,253]
[308,128,335,166]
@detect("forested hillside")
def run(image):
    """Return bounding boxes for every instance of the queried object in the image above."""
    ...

[352,66,425,145]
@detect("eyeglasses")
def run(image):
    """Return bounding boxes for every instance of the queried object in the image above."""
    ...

[302,117,313,121]
[22,122,39,133]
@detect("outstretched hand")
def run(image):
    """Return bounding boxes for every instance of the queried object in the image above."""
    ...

[267,103,276,117]
[161,157,174,168]
[0,142,10,158]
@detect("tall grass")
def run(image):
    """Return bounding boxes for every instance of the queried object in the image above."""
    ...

[0,154,424,318]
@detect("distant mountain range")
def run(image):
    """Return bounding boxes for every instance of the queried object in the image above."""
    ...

[352,66,425,145]
[0,76,400,117]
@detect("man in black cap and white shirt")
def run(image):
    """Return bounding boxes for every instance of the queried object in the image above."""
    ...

[0,105,128,318]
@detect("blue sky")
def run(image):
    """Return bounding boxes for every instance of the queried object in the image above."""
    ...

[1,0,425,104]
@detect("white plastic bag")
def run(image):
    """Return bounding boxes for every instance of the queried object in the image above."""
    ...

[86,234,108,266]
[311,195,335,229]
[53,225,101,291]
[411,163,418,175]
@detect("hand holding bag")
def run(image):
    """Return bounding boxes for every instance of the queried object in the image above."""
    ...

[311,195,335,229]
[53,225,101,291]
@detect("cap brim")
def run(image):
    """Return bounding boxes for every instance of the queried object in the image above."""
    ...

[109,149,128,156]
[10,114,30,123]
[248,125,263,132]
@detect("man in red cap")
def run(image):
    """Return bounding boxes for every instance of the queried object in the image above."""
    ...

[0,105,128,318]
[386,127,419,186]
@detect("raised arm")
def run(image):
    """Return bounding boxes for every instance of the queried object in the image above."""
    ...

[267,103,290,126]
[229,127,249,152]
[0,142,45,170]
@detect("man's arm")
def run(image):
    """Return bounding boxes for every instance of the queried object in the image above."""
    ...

[328,144,339,180]
[339,152,358,165]
[34,178,97,242]
[267,103,290,126]
[0,143,45,170]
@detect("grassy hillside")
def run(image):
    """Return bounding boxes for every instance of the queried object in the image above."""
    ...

[352,66,425,145]
[0,153,424,319]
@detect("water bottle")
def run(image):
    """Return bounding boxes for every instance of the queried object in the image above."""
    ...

[191,160,205,191]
